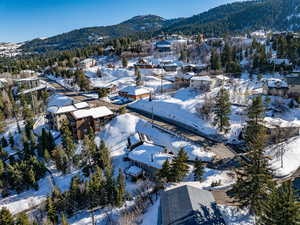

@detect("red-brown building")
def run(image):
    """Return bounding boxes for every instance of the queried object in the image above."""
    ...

[119,86,151,100]
[67,106,114,139]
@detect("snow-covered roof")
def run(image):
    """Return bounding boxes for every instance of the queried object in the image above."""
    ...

[128,143,173,169]
[156,40,172,48]
[129,133,141,146]
[14,77,39,82]
[71,106,113,120]
[269,58,291,65]
[264,78,288,88]
[17,84,47,95]
[216,75,229,80]
[176,72,194,80]
[190,76,212,81]
[120,86,150,96]
[263,117,300,129]
[126,166,143,177]
[74,102,89,109]
[56,105,77,114]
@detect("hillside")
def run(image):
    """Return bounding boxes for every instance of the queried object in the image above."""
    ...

[161,0,300,36]
[21,15,181,53]
[20,0,300,53]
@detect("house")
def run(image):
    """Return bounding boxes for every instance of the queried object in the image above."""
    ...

[175,73,194,88]
[155,40,172,52]
[47,102,90,130]
[261,117,300,144]
[127,143,173,178]
[159,184,226,225]
[287,75,300,98]
[119,86,151,100]
[134,58,154,69]
[68,106,114,139]
[263,78,288,97]
[190,76,213,91]
[79,58,96,69]
[159,60,178,72]
[182,64,209,74]
[268,58,291,66]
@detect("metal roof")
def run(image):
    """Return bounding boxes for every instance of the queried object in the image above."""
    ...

[160,185,226,225]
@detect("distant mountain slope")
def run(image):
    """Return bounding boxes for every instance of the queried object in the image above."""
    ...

[21,15,181,53]
[20,0,300,53]
[160,0,300,36]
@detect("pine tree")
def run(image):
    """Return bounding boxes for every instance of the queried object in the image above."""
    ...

[0,207,14,225]
[99,141,112,170]
[213,88,231,133]
[244,96,266,150]
[211,49,221,71]
[116,168,126,207]
[1,136,8,148]
[8,133,14,147]
[61,122,75,159]
[232,97,271,216]
[170,149,189,182]
[46,197,58,225]
[135,67,142,86]
[193,160,204,181]
[15,212,31,225]
[122,57,128,68]
[259,181,300,225]
[232,148,274,216]
[158,159,171,182]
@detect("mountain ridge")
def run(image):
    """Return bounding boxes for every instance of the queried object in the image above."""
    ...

[19,0,300,53]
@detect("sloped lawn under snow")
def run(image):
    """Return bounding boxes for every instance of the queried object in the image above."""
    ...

[266,136,300,177]
[97,113,215,161]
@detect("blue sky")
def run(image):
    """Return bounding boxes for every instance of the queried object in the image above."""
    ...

[0,0,242,43]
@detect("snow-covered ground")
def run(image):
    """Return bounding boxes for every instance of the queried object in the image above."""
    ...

[266,136,300,177]
[219,205,255,225]
[0,169,80,215]
[85,65,174,93]
[97,113,215,162]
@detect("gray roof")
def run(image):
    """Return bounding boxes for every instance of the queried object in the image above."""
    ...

[160,185,226,225]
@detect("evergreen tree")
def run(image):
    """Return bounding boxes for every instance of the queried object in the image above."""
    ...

[0,207,14,225]
[213,88,231,133]
[135,67,142,86]
[211,48,221,71]
[15,212,31,225]
[259,181,300,225]
[158,159,171,182]
[116,168,126,207]
[46,197,58,224]
[99,141,112,170]
[1,137,8,148]
[8,133,14,147]
[170,149,189,182]
[193,160,204,181]
[61,122,75,159]
[232,97,271,216]
[244,96,266,150]
[122,57,128,68]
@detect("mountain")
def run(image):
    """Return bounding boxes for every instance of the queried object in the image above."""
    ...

[160,0,300,36]
[21,15,181,53]
[19,0,300,53]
